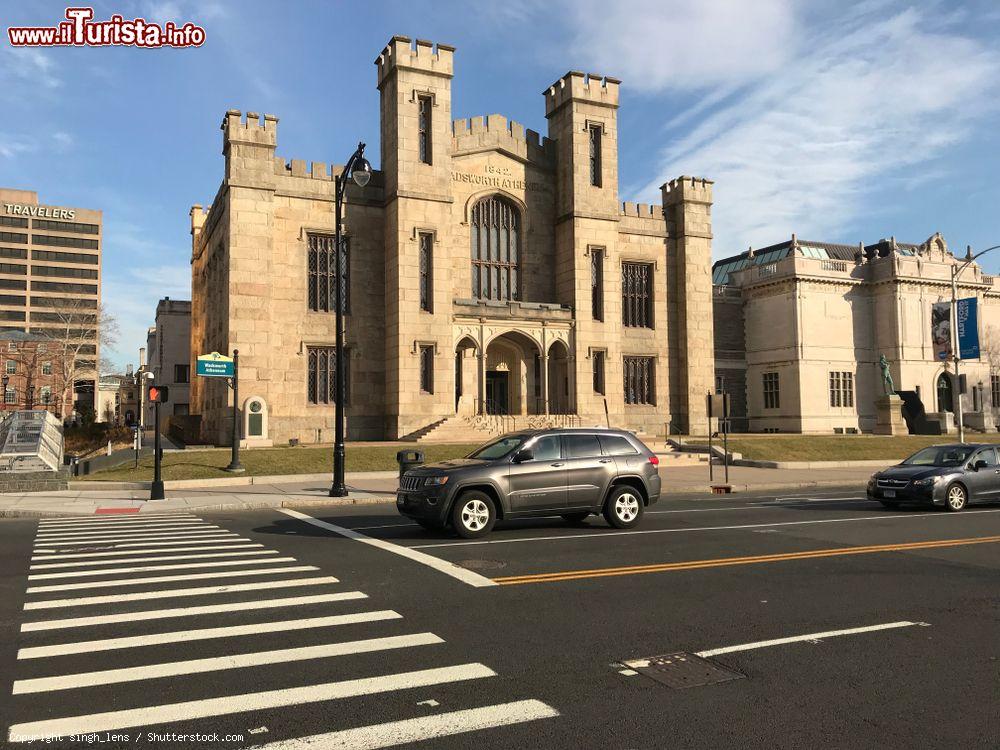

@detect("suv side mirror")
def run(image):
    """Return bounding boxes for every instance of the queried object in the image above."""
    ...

[973,459,989,470]
[513,448,533,463]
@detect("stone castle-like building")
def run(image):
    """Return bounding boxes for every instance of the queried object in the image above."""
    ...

[190,36,714,444]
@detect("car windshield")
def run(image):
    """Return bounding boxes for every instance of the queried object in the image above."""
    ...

[467,434,527,460]
[901,446,976,467]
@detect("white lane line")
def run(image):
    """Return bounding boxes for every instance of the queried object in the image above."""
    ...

[34,524,218,540]
[28,556,298,580]
[38,514,197,525]
[349,522,420,531]
[31,541,258,559]
[7,664,496,741]
[21,591,368,632]
[279,509,497,588]
[14,632,444,693]
[246,699,560,750]
[412,507,1000,548]
[30,549,277,570]
[753,497,868,506]
[23,576,340,610]
[693,621,921,658]
[33,530,236,545]
[17,610,402,659]
[26,565,319,593]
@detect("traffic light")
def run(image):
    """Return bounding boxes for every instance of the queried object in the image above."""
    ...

[147,385,169,403]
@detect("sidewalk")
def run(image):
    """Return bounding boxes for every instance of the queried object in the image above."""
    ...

[0,464,872,518]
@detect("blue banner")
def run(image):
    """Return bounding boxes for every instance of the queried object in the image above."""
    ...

[957,297,980,360]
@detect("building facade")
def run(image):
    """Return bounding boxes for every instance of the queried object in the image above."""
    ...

[713,234,1000,434]
[1,330,67,416]
[0,188,102,415]
[190,36,714,445]
[144,297,192,425]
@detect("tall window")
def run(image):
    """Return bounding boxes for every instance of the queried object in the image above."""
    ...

[993,374,1000,408]
[763,372,780,409]
[4,387,14,405]
[418,95,432,165]
[419,345,434,393]
[307,233,350,313]
[622,262,653,328]
[623,356,654,405]
[40,386,51,405]
[174,364,191,384]
[591,248,604,321]
[588,124,602,187]
[471,196,520,301]
[593,350,606,394]
[5,359,15,374]
[42,361,52,376]
[419,232,433,312]
[307,346,348,405]
[829,371,854,408]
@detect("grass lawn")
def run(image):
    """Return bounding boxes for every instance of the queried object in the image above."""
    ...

[79,443,482,482]
[691,434,1000,462]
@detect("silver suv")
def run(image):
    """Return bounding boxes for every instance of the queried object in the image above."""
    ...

[396,428,662,538]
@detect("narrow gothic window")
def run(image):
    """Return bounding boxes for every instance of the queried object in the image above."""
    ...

[623,356,654,405]
[622,262,652,328]
[763,372,780,409]
[589,124,602,187]
[418,95,432,165]
[419,233,433,312]
[593,350,606,394]
[470,196,520,302]
[591,248,604,321]
[307,234,350,314]
[419,346,434,393]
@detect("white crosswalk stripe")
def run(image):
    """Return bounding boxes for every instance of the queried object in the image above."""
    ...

[28,556,298,580]
[30,549,278,569]
[7,513,559,746]
[38,513,197,526]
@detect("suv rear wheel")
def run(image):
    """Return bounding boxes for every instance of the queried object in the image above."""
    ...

[604,485,644,529]
[451,491,497,539]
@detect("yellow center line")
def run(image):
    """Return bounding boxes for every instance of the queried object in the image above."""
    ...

[492,534,1000,585]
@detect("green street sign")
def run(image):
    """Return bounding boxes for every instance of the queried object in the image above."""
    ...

[197,352,235,378]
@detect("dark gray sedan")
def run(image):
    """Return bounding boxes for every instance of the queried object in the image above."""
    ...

[867,443,1000,511]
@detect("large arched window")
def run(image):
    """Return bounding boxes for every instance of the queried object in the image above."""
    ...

[471,195,520,301]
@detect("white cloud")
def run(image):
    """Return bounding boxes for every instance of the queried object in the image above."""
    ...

[636,4,1000,254]
[2,47,61,89]
[0,134,37,159]
[561,0,799,91]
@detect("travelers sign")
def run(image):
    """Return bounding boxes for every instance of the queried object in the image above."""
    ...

[196,352,235,378]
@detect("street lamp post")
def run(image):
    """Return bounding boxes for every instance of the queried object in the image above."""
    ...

[1,374,8,413]
[950,243,1000,443]
[329,142,372,498]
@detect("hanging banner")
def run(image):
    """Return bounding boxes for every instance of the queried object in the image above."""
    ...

[957,297,980,360]
[931,302,951,361]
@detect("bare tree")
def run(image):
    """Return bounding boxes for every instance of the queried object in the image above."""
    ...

[982,325,1000,375]
[35,301,120,420]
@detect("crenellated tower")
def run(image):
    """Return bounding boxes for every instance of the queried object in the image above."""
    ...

[376,36,457,437]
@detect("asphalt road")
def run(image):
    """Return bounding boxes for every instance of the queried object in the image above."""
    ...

[0,486,998,749]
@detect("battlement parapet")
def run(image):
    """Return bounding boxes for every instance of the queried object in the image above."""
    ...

[620,202,662,219]
[544,71,620,117]
[221,110,278,148]
[662,175,714,205]
[375,35,454,88]
[451,114,555,165]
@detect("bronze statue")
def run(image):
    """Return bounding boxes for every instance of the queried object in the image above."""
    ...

[879,354,895,395]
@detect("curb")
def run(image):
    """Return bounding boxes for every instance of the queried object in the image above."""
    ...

[0,495,398,519]
[70,471,401,491]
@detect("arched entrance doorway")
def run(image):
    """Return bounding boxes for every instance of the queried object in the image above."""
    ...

[937,372,953,413]
[547,340,571,414]
[483,332,542,416]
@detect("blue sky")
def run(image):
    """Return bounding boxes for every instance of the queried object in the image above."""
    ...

[3,0,1000,370]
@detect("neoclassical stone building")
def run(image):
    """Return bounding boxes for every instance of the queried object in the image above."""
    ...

[190,36,714,444]
[713,234,1000,434]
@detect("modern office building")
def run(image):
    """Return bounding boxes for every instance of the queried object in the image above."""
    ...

[713,233,1000,434]
[0,188,102,416]
[189,36,715,445]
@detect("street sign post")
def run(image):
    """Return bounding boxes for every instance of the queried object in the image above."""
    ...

[198,351,243,473]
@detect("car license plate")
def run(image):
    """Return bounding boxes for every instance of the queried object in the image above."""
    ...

[884,490,896,498]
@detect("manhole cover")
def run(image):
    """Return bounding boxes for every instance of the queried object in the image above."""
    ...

[623,652,744,689]
[455,559,507,570]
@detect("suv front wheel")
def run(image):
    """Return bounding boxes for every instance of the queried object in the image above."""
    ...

[451,490,497,539]
[604,485,644,529]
